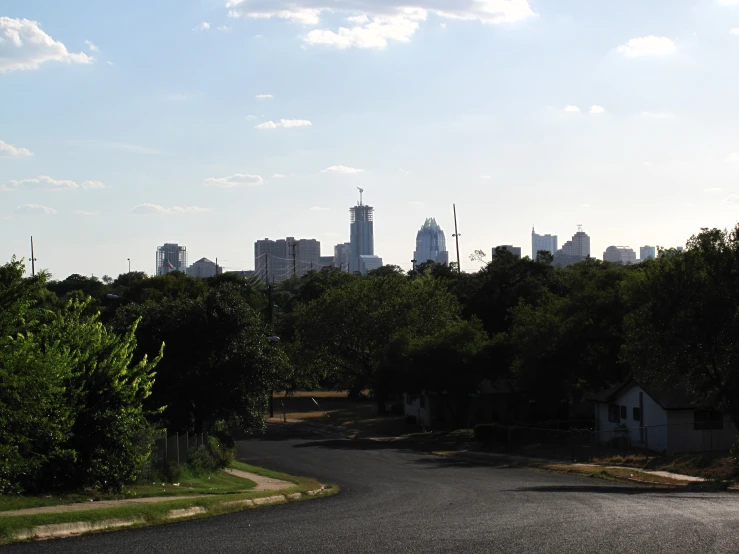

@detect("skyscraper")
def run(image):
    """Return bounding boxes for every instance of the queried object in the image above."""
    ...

[254,237,321,283]
[554,226,591,266]
[156,243,187,275]
[349,189,374,274]
[603,246,637,264]
[640,246,656,262]
[334,243,351,272]
[532,228,558,259]
[413,218,449,266]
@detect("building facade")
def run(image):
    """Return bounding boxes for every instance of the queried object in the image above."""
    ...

[603,246,637,265]
[156,243,187,275]
[334,243,351,272]
[532,228,558,259]
[254,237,321,283]
[359,255,383,275]
[554,227,590,267]
[640,246,656,261]
[187,257,219,278]
[494,245,522,259]
[413,218,449,266]
[349,198,375,274]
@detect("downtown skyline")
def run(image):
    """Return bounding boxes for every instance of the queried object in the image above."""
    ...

[2,0,739,278]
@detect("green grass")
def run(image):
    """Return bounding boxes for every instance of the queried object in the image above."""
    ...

[0,469,256,513]
[0,464,331,545]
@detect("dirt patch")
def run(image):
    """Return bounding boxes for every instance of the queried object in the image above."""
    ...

[225,469,294,491]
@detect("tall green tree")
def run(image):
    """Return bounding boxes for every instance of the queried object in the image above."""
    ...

[623,227,739,430]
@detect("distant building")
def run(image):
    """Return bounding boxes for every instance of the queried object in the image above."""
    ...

[494,245,522,259]
[319,256,334,269]
[349,190,375,274]
[554,226,590,266]
[187,257,219,278]
[532,228,558,259]
[334,243,351,272]
[603,246,637,265]
[413,218,449,266]
[226,270,256,279]
[156,243,187,275]
[359,255,383,275]
[254,237,321,283]
[640,246,656,262]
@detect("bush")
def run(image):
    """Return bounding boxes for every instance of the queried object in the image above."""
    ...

[474,423,509,445]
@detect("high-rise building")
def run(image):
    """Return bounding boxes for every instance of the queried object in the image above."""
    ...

[254,237,321,283]
[156,243,187,275]
[554,226,591,266]
[603,246,637,265]
[494,245,522,259]
[413,218,449,266]
[640,246,656,262]
[334,243,351,272]
[349,190,374,274]
[359,255,383,275]
[187,257,219,278]
[532,228,558,259]
[319,256,334,269]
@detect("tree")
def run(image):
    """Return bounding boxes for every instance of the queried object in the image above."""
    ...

[623,227,739,430]
[294,274,464,411]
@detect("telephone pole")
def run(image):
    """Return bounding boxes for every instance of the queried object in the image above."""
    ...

[452,204,461,273]
[30,236,37,277]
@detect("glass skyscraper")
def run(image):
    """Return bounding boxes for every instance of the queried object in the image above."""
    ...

[413,218,449,266]
[349,201,374,274]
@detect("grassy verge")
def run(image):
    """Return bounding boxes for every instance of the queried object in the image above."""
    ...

[0,469,257,513]
[0,465,331,545]
[538,463,688,486]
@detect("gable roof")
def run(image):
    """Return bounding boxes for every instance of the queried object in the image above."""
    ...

[588,381,698,411]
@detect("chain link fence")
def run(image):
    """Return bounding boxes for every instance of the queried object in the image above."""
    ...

[138,430,209,481]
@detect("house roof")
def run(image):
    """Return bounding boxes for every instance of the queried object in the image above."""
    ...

[588,381,698,411]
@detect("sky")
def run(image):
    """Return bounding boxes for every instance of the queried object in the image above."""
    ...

[1,0,739,278]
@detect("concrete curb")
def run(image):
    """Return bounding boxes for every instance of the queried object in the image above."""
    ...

[11,487,330,542]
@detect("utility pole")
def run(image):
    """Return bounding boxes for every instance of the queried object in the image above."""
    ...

[411,258,417,272]
[30,236,37,277]
[291,242,298,278]
[215,257,218,276]
[453,204,461,273]
[265,252,269,284]
[127,258,131,287]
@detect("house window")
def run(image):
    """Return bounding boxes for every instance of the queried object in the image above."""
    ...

[694,410,723,430]
[633,407,641,421]
[620,406,627,420]
[608,404,620,423]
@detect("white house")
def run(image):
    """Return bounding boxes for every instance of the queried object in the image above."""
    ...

[590,382,736,453]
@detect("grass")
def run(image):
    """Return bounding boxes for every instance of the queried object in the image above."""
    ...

[539,463,687,486]
[0,469,257,513]
[592,452,738,481]
[0,464,329,545]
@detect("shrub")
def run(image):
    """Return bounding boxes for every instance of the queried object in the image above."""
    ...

[474,423,509,445]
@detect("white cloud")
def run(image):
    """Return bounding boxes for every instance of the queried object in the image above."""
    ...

[194,22,211,32]
[255,119,312,129]
[131,204,211,215]
[480,174,492,180]
[589,105,605,114]
[203,174,264,187]
[726,153,739,163]
[564,105,581,113]
[84,40,99,52]
[399,168,411,175]
[73,210,96,216]
[616,36,676,57]
[255,94,273,99]
[1,175,106,192]
[0,139,32,158]
[643,162,653,167]
[226,1,536,49]
[409,201,422,205]
[14,204,56,216]
[106,61,115,66]
[0,17,92,73]
[322,165,363,174]
[731,28,739,35]
[704,187,724,193]
[640,111,675,119]
[272,173,288,178]
[310,206,330,211]
[717,0,739,6]
[216,25,231,31]
[724,195,739,205]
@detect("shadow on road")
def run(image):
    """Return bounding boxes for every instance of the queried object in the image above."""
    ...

[509,485,711,496]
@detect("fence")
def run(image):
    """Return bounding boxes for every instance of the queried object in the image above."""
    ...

[139,431,209,480]
[487,422,736,461]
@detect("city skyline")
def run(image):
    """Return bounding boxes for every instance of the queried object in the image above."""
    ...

[3,1,739,278]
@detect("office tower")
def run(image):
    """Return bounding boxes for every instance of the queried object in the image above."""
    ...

[639,246,656,262]
[156,243,187,275]
[494,245,522,259]
[349,189,374,274]
[187,257,219,278]
[254,237,321,283]
[413,218,449,266]
[334,243,351,272]
[532,227,558,258]
[554,226,591,266]
[359,255,383,275]
[603,246,637,265]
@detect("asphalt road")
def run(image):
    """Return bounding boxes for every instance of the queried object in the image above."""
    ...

[6,426,739,553]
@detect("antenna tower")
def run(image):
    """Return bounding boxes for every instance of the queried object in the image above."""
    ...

[358,187,364,205]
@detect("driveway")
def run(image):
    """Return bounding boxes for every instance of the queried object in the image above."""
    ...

[5,425,739,553]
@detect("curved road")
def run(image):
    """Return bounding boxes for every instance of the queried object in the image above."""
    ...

[6,426,739,553]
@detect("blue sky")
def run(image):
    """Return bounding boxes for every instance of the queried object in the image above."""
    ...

[2,0,739,277]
